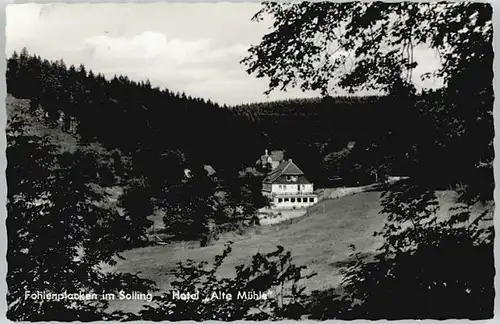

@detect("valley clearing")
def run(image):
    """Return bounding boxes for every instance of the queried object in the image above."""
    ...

[106,190,492,313]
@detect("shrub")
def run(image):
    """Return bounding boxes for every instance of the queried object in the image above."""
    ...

[139,243,316,321]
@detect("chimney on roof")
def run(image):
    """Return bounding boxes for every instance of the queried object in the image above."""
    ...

[265,149,269,156]
[288,158,293,162]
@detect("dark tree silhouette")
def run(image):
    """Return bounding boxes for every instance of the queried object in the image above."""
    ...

[242,1,494,319]
[242,2,493,197]
[6,116,156,321]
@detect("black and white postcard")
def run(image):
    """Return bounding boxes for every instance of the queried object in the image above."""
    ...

[5,1,495,321]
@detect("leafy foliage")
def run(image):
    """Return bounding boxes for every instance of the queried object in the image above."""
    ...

[160,167,268,245]
[243,2,492,95]
[326,181,495,320]
[6,115,156,320]
[160,167,219,242]
[243,1,493,195]
[139,243,316,321]
[242,1,495,319]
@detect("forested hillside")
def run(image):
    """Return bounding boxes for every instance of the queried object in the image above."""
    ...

[7,49,262,177]
[6,48,399,192]
[232,90,493,198]
[232,96,411,186]
[8,48,493,197]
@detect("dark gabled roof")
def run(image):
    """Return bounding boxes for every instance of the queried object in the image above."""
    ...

[281,160,303,175]
[263,159,305,184]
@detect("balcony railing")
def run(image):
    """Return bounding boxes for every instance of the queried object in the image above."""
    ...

[271,192,317,197]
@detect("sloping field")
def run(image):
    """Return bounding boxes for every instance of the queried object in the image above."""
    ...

[108,190,493,313]
[106,192,386,313]
[114,191,385,291]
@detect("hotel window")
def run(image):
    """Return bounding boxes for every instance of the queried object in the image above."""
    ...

[297,197,302,203]
[284,198,289,202]
[278,198,283,203]
[309,197,314,203]
[291,198,296,203]
[283,185,287,190]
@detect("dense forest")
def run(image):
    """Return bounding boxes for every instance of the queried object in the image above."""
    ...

[6,49,398,191]
[232,91,493,197]
[7,46,494,195]
[7,48,262,174]
[7,48,277,243]
[233,96,413,186]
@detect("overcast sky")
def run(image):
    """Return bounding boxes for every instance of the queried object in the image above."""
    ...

[6,3,442,105]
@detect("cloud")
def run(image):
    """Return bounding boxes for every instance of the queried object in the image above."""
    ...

[75,31,252,100]
[65,31,259,104]
[6,3,443,105]
[83,31,246,66]
[84,32,208,63]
